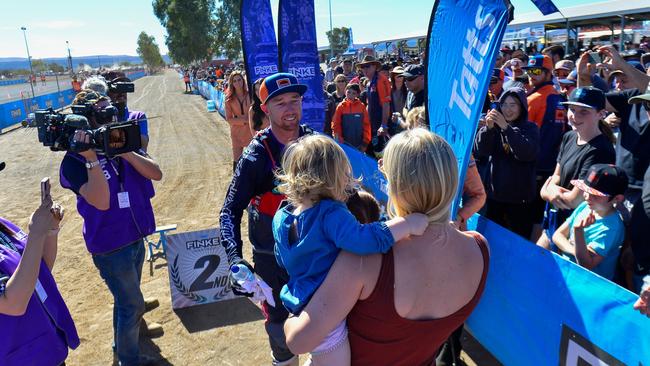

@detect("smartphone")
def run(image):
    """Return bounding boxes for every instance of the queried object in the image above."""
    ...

[41,177,50,203]
[588,52,602,64]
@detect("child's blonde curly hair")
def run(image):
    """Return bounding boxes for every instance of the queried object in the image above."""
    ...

[277,135,358,206]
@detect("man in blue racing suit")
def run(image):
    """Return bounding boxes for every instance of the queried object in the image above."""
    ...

[219,73,313,366]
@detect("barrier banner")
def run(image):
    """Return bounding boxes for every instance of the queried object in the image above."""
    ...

[466,215,650,365]
[240,0,279,95]
[425,0,511,218]
[339,142,388,207]
[166,228,236,309]
[278,0,326,132]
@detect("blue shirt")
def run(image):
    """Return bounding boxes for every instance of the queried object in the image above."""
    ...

[562,201,624,280]
[273,199,394,314]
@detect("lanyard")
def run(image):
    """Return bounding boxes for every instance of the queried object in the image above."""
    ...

[108,157,126,191]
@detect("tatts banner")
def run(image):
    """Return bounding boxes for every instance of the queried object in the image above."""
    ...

[240,0,279,94]
[166,228,236,309]
[278,0,326,132]
[425,0,511,218]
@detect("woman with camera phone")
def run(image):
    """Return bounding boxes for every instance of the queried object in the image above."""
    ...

[0,173,79,365]
[58,90,163,366]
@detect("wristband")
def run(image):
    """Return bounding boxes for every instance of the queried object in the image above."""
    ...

[47,227,60,236]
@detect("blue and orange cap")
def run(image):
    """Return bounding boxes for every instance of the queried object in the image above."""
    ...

[523,55,553,71]
[259,73,308,105]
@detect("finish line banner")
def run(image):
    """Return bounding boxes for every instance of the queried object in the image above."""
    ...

[278,0,326,132]
[466,215,650,365]
[425,0,510,218]
[240,0,279,95]
[166,228,236,309]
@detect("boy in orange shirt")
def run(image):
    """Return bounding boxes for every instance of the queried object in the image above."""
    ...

[331,83,371,152]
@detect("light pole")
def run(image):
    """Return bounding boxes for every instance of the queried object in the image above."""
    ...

[328,0,333,59]
[20,26,36,100]
[66,41,73,76]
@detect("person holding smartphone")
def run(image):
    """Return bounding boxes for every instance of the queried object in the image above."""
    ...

[0,171,80,365]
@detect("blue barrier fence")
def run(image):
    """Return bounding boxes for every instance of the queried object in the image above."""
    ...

[192,78,226,118]
[0,89,76,131]
[0,78,27,86]
[0,70,147,131]
[465,214,650,365]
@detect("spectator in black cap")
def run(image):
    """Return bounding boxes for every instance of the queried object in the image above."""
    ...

[550,164,627,280]
[538,87,616,249]
[402,64,425,113]
[578,46,650,215]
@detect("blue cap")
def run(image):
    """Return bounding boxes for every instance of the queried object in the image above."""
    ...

[259,73,308,104]
[561,87,606,110]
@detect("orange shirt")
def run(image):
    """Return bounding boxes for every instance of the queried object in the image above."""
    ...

[527,84,559,128]
[331,98,371,146]
[376,73,391,105]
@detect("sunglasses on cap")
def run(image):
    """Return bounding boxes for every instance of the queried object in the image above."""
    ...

[526,68,545,76]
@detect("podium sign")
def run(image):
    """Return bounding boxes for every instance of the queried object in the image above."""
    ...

[166,228,236,309]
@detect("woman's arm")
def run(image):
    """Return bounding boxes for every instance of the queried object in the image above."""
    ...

[457,164,487,225]
[77,149,110,211]
[559,186,584,210]
[540,164,571,209]
[225,100,248,126]
[41,202,63,271]
[284,251,368,354]
[119,151,163,181]
[0,201,55,316]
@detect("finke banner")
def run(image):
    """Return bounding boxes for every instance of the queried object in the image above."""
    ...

[278,0,326,132]
[240,0,279,94]
[466,215,650,364]
[166,228,236,309]
[425,0,510,218]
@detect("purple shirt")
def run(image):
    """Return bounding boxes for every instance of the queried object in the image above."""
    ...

[0,217,79,365]
[59,152,156,254]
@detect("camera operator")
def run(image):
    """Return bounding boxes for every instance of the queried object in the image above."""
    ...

[102,71,150,152]
[0,165,79,366]
[59,90,162,366]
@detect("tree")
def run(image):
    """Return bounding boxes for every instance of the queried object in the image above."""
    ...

[48,62,64,73]
[119,61,133,67]
[213,0,242,60]
[137,31,165,70]
[153,0,216,65]
[31,59,47,73]
[326,27,350,57]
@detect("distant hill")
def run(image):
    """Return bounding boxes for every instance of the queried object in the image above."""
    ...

[0,55,172,71]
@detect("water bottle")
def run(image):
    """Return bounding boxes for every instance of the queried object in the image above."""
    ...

[230,264,255,283]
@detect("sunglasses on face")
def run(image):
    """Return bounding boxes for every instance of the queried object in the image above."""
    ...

[526,68,543,76]
[360,64,372,69]
[405,76,419,82]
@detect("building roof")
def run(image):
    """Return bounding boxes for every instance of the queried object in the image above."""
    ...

[510,0,650,29]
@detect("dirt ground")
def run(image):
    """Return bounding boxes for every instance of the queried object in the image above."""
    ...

[0,70,496,365]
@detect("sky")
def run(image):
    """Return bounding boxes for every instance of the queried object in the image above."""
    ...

[0,0,598,59]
